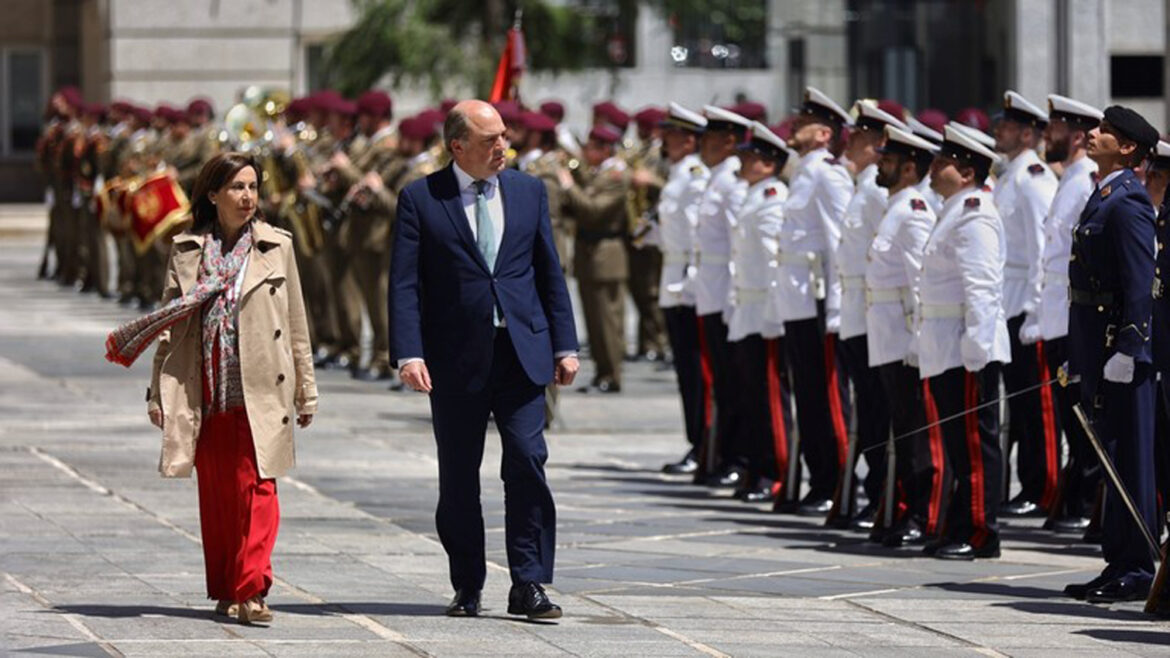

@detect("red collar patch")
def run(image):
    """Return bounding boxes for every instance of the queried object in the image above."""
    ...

[764,187,777,197]
[910,198,926,211]
[964,197,981,209]
[1027,163,1045,175]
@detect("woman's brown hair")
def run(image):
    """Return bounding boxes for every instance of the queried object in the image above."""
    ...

[189,151,264,233]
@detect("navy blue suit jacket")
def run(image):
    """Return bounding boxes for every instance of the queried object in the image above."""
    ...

[1153,199,1170,373]
[389,164,578,394]
[1068,168,1156,396]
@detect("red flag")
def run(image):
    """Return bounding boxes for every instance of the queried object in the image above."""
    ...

[489,16,526,103]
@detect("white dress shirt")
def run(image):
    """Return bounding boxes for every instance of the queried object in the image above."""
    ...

[452,161,505,249]
[1038,155,1097,340]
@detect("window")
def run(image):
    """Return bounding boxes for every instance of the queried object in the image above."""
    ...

[305,43,329,93]
[1111,55,1163,98]
[668,0,769,69]
[3,49,45,157]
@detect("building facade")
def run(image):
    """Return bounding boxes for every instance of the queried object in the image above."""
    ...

[2,0,1166,201]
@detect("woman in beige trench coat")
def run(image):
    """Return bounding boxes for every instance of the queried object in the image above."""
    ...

[106,152,317,625]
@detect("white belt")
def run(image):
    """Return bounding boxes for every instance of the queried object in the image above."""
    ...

[735,287,768,303]
[663,250,690,265]
[841,275,865,290]
[699,252,729,266]
[866,286,905,305]
[776,251,821,267]
[921,303,965,319]
[1043,270,1069,286]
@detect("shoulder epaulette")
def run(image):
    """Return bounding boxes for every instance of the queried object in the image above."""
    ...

[964,196,981,210]
[270,226,293,238]
[1027,163,1045,176]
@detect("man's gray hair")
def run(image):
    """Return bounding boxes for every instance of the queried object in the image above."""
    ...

[443,109,471,153]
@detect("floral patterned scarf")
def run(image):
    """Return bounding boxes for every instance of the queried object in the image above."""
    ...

[106,222,254,412]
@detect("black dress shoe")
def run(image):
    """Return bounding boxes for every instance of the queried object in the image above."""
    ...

[596,379,621,393]
[662,451,699,475]
[1085,576,1151,604]
[445,588,481,616]
[1082,525,1103,544]
[1000,496,1043,517]
[1063,572,1113,600]
[117,293,138,307]
[922,537,947,556]
[849,503,878,531]
[797,498,833,517]
[742,483,777,504]
[883,521,925,548]
[707,467,744,489]
[507,582,562,620]
[1051,516,1091,534]
[934,541,1001,561]
[353,365,394,382]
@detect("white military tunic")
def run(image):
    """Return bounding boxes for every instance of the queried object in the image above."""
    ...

[657,153,710,308]
[694,155,745,317]
[993,149,1058,333]
[837,164,888,340]
[771,147,853,325]
[865,185,936,367]
[1038,155,1097,340]
[728,176,787,341]
[917,186,1012,379]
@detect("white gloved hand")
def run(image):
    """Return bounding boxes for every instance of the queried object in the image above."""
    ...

[1103,352,1135,383]
[1018,314,1041,345]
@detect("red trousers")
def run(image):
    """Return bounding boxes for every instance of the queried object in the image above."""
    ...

[194,408,279,602]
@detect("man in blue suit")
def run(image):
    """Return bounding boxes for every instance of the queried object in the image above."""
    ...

[390,100,579,620]
[1063,106,1159,604]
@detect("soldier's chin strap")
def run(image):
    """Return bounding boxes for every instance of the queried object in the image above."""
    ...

[858,376,1061,457]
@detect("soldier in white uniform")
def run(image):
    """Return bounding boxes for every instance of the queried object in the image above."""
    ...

[993,91,1061,518]
[726,122,794,503]
[1037,95,1103,532]
[657,104,713,477]
[833,101,907,526]
[771,87,854,515]
[907,117,946,213]
[691,106,751,486]
[866,125,944,547]
[919,124,1011,560]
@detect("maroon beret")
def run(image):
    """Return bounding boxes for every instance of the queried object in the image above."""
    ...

[356,90,393,119]
[439,98,458,114]
[589,125,622,145]
[57,86,83,110]
[133,106,154,124]
[311,90,344,113]
[111,100,135,115]
[634,107,667,128]
[493,100,522,123]
[398,115,436,141]
[916,108,949,136]
[730,101,767,123]
[522,111,557,133]
[877,99,906,122]
[955,107,990,133]
[186,97,214,118]
[539,100,565,121]
[593,101,629,130]
[83,103,107,120]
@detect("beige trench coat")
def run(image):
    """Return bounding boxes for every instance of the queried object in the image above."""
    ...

[147,220,318,479]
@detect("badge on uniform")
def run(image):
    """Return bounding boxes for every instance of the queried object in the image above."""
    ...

[964,197,981,209]
[910,198,926,211]
[1101,184,1112,198]
[1027,163,1045,175]
[690,165,703,176]
[765,187,777,198]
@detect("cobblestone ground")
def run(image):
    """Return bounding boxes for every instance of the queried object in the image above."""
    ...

[2,206,1168,656]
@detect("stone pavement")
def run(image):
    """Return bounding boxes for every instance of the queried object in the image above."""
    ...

[1,209,1168,657]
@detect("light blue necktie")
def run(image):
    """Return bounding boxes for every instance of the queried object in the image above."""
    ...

[474,180,501,325]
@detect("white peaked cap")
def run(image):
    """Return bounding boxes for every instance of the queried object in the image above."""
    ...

[907,117,943,144]
[1156,140,1170,160]
[702,105,752,129]
[665,102,707,130]
[854,100,908,132]
[883,124,940,154]
[749,120,787,152]
[943,122,998,164]
[802,86,852,126]
[1046,94,1103,123]
[951,122,997,150]
[1004,90,1049,124]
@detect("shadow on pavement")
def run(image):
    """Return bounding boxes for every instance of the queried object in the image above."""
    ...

[53,604,211,620]
[998,599,1154,622]
[272,602,448,616]
[1076,628,1170,645]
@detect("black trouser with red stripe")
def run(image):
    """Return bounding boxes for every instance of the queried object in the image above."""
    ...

[700,313,742,469]
[1044,336,1099,518]
[783,309,850,501]
[1004,313,1061,508]
[663,305,706,452]
[879,362,950,536]
[929,364,1003,549]
[838,336,890,506]
[730,334,794,485]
